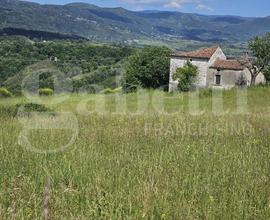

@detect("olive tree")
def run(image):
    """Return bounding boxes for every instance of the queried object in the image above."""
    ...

[239,33,270,86]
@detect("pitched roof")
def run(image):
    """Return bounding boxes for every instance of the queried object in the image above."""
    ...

[210,59,244,70]
[171,46,219,59]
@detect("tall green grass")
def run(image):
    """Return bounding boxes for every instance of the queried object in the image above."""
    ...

[0,87,270,219]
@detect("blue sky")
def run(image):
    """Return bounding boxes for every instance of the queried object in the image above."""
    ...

[26,0,270,17]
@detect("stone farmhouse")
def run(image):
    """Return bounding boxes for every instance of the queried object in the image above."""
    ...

[169,46,265,92]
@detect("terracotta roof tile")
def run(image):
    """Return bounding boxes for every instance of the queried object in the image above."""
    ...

[171,46,219,59]
[210,59,244,70]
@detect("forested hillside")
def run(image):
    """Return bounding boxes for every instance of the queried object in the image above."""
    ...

[1,0,270,45]
[0,35,251,95]
[0,37,133,94]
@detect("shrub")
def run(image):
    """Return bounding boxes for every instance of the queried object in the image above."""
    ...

[16,103,55,117]
[102,87,122,94]
[263,66,270,84]
[18,103,52,112]
[39,88,54,96]
[111,87,122,93]
[0,105,18,117]
[173,61,198,92]
[0,103,53,118]
[102,88,113,94]
[236,74,247,87]
[0,87,12,97]
[125,46,170,90]
[199,89,212,98]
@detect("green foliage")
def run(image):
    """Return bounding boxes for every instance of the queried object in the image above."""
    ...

[18,102,52,113]
[102,87,122,94]
[0,105,19,117]
[39,88,54,96]
[263,66,270,83]
[0,87,12,97]
[0,102,52,117]
[112,87,122,93]
[248,33,270,84]
[249,33,270,69]
[1,88,270,218]
[102,88,115,94]
[236,74,248,87]
[125,46,170,91]
[173,61,198,92]
[199,88,212,98]
[0,37,134,94]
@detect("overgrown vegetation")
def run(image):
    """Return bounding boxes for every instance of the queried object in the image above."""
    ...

[0,37,134,94]
[102,87,122,94]
[239,33,270,85]
[125,46,170,91]
[0,87,12,97]
[0,87,270,218]
[173,61,199,92]
[263,66,270,83]
[0,102,52,117]
[1,27,270,219]
[0,37,174,95]
[39,88,54,96]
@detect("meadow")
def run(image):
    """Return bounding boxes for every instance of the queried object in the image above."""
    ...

[0,87,270,219]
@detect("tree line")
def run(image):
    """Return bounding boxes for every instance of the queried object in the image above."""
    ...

[0,34,269,96]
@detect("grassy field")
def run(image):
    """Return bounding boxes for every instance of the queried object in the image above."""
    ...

[0,87,270,219]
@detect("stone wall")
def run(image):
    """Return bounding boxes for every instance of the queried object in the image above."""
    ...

[207,68,243,89]
[207,68,266,89]
[169,57,209,91]
[169,47,226,92]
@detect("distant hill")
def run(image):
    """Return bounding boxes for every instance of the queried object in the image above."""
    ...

[0,0,270,44]
[0,27,86,40]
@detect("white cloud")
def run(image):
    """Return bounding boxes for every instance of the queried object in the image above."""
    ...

[120,0,214,11]
[196,3,213,11]
[164,0,191,9]
[164,1,182,9]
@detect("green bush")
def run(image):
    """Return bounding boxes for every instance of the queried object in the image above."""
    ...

[0,87,12,98]
[102,87,122,94]
[39,88,54,96]
[16,103,55,117]
[0,102,53,118]
[111,87,122,93]
[173,61,198,92]
[0,105,18,117]
[263,66,270,83]
[18,103,52,112]
[102,88,113,94]
[125,46,170,91]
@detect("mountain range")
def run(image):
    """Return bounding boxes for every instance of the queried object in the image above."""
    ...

[0,0,270,45]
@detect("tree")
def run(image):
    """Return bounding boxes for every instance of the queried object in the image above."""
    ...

[239,33,270,86]
[0,37,134,94]
[173,61,198,92]
[125,46,170,91]
[235,74,247,87]
[263,66,270,84]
